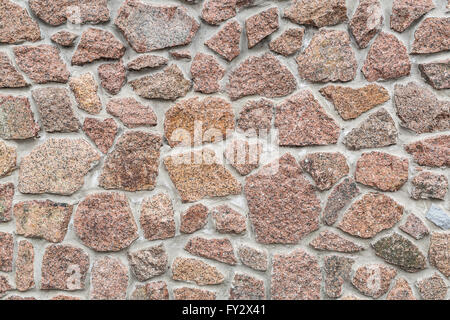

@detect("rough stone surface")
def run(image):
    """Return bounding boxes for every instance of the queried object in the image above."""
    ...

[246,7,279,48]
[140,193,175,241]
[211,205,246,234]
[411,17,450,54]
[0,142,16,179]
[284,0,348,28]
[387,278,416,300]
[426,205,450,230]
[269,28,304,56]
[0,0,40,44]
[0,183,14,222]
[400,214,429,240]
[50,31,78,47]
[323,177,360,226]
[69,73,102,114]
[0,52,28,88]
[324,255,354,298]
[98,61,126,95]
[0,276,12,297]
[237,245,268,271]
[15,240,34,292]
[405,135,450,167]
[184,237,237,265]
[229,273,265,300]
[82,118,118,154]
[205,20,241,61]
[128,244,168,282]
[201,0,236,25]
[237,99,273,136]
[107,98,157,128]
[411,171,448,200]
[90,256,128,300]
[131,281,169,300]
[224,140,261,176]
[349,0,384,48]
[0,232,13,272]
[416,273,448,300]
[310,230,364,253]
[419,60,450,90]
[170,50,191,60]
[352,264,397,298]
[390,0,435,33]
[173,287,216,300]
[172,257,224,285]
[428,232,450,278]
[126,55,168,71]
[180,204,209,234]
[0,95,39,140]
[190,53,225,94]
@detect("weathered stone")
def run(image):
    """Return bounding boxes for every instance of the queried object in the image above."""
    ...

[411,17,450,54]
[173,287,216,300]
[320,84,390,120]
[275,90,340,146]
[224,140,261,176]
[190,53,225,94]
[0,95,39,140]
[205,20,241,61]
[15,240,34,292]
[82,118,118,154]
[296,29,357,82]
[352,264,397,298]
[107,98,157,128]
[324,255,354,298]
[0,142,16,178]
[271,249,321,300]
[416,273,448,300]
[246,7,279,48]
[180,204,209,234]
[362,32,411,81]
[0,52,28,88]
[428,232,450,278]
[126,55,168,71]
[31,87,80,133]
[229,273,265,300]
[349,0,383,48]
[184,237,237,265]
[170,49,191,60]
[74,192,138,252]
[310,230,364,253]
[6,295,36,300]
[355,152,409,192]
[130,64,191,100]
[41,245,89,291]
[51,295,80,300]
[19,138,100,195]
[98,61,126,95]
[211,205,246,234]
[405,135,450,167]
[323,177,360,226]
[411,171,448,200]
[202,0,236,25]
[0,232,13,272]
[284,0,347,28]
[0,276,12,297]
[237,99,273,137]
[128,244,168,282]
[339,193,403,238]
[0,183,14,222]
[387,278,416,300]
[69,73,102,114]
[238,245,268,271]
[419,60,450,90]
[300,152,349,191]
[0,0,40,43]
[91,256,128,300]
[426,205,450,230]
[140,193,175,241]
[14,200,73,243]
[131,281,168,300]
[50,31,78,47]
[227,53,296,100]
[115,0,199,53]
[400,214,429,240]
[390,0,435,33]
[99,131,162,191]
[172,257,224,285]
[269,28,304,56]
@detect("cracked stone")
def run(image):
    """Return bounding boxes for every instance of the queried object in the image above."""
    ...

[128,244,168,282]
[323,177,360,226]
[349,0,383,48]
[98,61,126,95]
[0,95,39,140]
[419,60,450,90]
[107,97,157,128]
[50,30,78,47]
[428,232,450,278]
[184,237,237,265]
[126,55,168,71]
[174,287,216,300]
[405,135,450,167]
[190,53,225,94]
[0,0,40,44]
[211,205,246,234]
[284,0,347,28]
[82,118,118,154]
[205,20,241,61]
[0,142,16,178]
[224,140,261,176]
[246,7,279,48]
[0,232,13,272]
[91,256,128,300]
[69,73,102,114]
[310,230,364,253]
[416,273,448,300]
[324,255,354,298]
[352,264,397,298]
[0,183,14,222]
[180,204,209,234]
[131,281,168,300]
[172,257,224,285]
[387,278,416,300]
[238,245,268,271]
[411,171,448,200]
[0,52,28,88]
[140,193,175,241]
[15,240,34,292]
[411,17,450,54]
[237,99,273,137]
[202,0,236,25]
[390,0,435,33]
[399,214,429,240]
[229,273,265,300]
[269,28,304,56]
[426,205,450,230]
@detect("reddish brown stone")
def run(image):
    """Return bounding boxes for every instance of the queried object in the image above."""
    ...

[0,0,40,44]
[238,245,268,271]
[322,177,360,226]
[202,0,236,25]
[107,98,157,128]
[180,204,209,234]
[349,0,383,48]
[400,214,429,240]
[131,281,168,300]
[419,60,450,90]
[237,99,273,137]
[190,53,225,94]
[6,295,36,300]
[416,273,448,300]
[324,255,354,298]
[140,193,175,241]
[15,240,34,292]
[172,257,224,285]
[91,256,128,300]
[98,61,126,95]
[284,0,347,28]
[0,276,12,297]
[428,232,450,278]
[387,278,416,300]
[126,55,168,71]
[51,295,81,300]
[211,205,246,234]
[170,49,191,60]
[82,118,118,154]
[0,51,28,88]
[0,183,14,222]
[352,264,397,298]
[269,28,304,56]
[184,237,237,265]
[205,20,241,61]
[229,273,265,300]
[405,135,450,167]
[246,7,279,48]
[128,244,168,282]
[310,230,364,253]
[69,72,102,114]
[173,287,216,300]
[0,95,39,140]
[411,171,448,200]
[390,0,435,33]
[412,17,450,54]
[50,30,78,47]
[0,142,16,179]
[224,140,261,176]
[0,232,13,272]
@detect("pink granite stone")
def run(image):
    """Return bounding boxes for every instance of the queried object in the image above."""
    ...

[15,240,34,292]
[349,0,383,48]
[127,244,168,282]
[400,214,429,240]
[224,140,261,176]
[0,95,39,140]
[246,7,279,48]
[387,278,416,300]
[390,0,435,32]
[82,118,118,154]
[50,30,78,47]
[269,28,305,56]
[98,60,126,95]
[0,52,28,88]
[140,193,175,241]
[284,0,348,28]
[171,257,224,285]
[107,97,157,128]
[0,232,13,272]
[173,287,216,300]
[419,60,450,90]
[211,205,246,234]
[201,0,237,25]
[131,281,169,300]
[411,171,448,200]
[416,273,448,300]
[238,245,268,271]
[352,264,397,298]
[324,255,354,298]
[229,273,265,300]
[0,183,14,222]
[180,204,209,234]
[91,256,128,300]
[126,55,168,71]
[0,142,16,178]
[237,99,274,137]
[69,73,102,115]
[322,177,360,226]
[0,0,40,43]
[310,230,364,253]
[428,232,450,278]
[405,135,450,167]
[184,237,237,265]
[205,20,241,61]
[190,53,225,94]
[170,49,191,60]
[412,18,450,54]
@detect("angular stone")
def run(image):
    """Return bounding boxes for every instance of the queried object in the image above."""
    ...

[323,178,360,226]
[184,237,237,265]
[164,148,241,202]
[405,135,450,167]
[229,273,265,300]
[91,256,128,300]
[131,281,168,300]
[0,183,14,222]
[140,193,175,241]
[205,20,241,61]
[246,7,279,48]
[107,98,157,128]
[190,53,225,94]
[269,28,304,56]
[69,73,102,114]
[164,97,234,147]
[128,244,168,282]
[31,87,80,133]
[82,118,118,154]
[0,95,39,140]
[271,249,321,300]
[428,232,450,278]
[0,276,12,297]
[0,142,16,178]
[238,245,267,271]
[426,205,450,230]
[99,131,162,191]
[0,0,40,44]
[411,171,448,200]
[355,152,409,192]
[180,204,209,234]
[126,55,168,71]
[400,214,429,240]
[173,287,216,300]
[0,232,13,272]
[211,205,246,234]
[130,65,191,100]
[74,192,138,252]
[349,0,383,48]
[352,264,397,298]
[296,29,357,83]
[411,17,450,54]
[202,0,236,25]
[50,31,78,47]
[41,245,89,290]
[72,28,125,65]
[0,52,28,88]
[224,140,261,176]
[227,53,296,100]
[284,0,347,27]
[172,257,224,285]
[237,99,274,137]
[362,32,411,81]
[390,0,435,33]
[170,49,191,60]
[416,273,448,300]
[339,193,403,238]
[19,138,100,195]
[419,60,450,90]
[387,278,416,300]
[98,61,126,95]
[319,84,390,120]
[300,152,349,191]
[14,200,73,243]
[310,230,364,253]
[15,240,34,292]
[115,0,199,53]
[275,90,340,146]
[324,255,354,298]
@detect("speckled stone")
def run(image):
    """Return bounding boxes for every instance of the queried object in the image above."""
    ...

[399,214,429,240]
[14,45,69,84]
[0,232,13,272]
[131,281,169,300]
[98,60,126,95]
[184,237,237,265]
[91,256,128,300]
[99,131,162,191]
[202,0,236,25]
[130,64,191,100]
[0,142,16,178]
[19,138,100,195]
[416,273,448,300]
[362,32,411,81]
[319,84,390,120]
[180,204,209,234]
[164,97,234,147]
[0,276,12,297]
[275,90,340,146]
[419,60,450,90]
[173,287,216,300]
[50,31,78,47]
[107,97,157,128]
[6,296,36,300]
[190,53,225,94]
[0,95,39,140]
[349,0,383,48]
[224,140,261,176]
[41,245,89,291]
[411,17,450,54]
[387,278,416,300]
[0,0,40,44]
[428,232,450,278]
[296,29,357,82]
[50,295,80,300]
[323,177,360,226]
[0,183,14,222]
[126,55,168,71]
[426,205,450,230]
[284,0,347,28]
[31,87,80,133]
[69,73,102,114]
[0,52,28,88]
[211,205,246,234]
[229,273,265,300]
[128,244,168,282]
[352,264,397,298]
[164,148,241,202]
[172,257,224,285]
[269,28,304,56]
[246,7,279,48]
[411,171,448,200]
[301,152,349,191]
[115,0,199,53]
[324,255,354,298]
[140,193,175,241]
[390,0,435,33]
[238,245,268,271]
[74,192,138,252]
[339,193,403,238]
[271,249,321,300]
[245,153,321,244]
[15,240,34,292]
[14,200,73,243]
[395,82,449,134]
[405,135,450,167]
[82,118,118,154]
[227,53,296,100]
[205,20,241,61]
[237,99,273,137]
[170,49,191,60]
[310,230,364,253]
